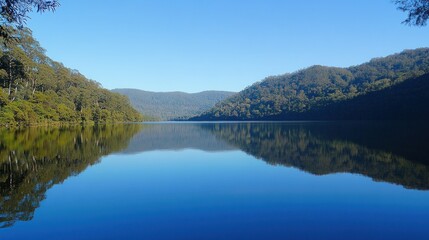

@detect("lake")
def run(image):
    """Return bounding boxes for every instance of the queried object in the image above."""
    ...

[1,122,429,239]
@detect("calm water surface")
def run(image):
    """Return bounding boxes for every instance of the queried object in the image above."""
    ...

[1,122,429,239]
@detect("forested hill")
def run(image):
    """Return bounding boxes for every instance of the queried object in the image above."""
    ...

[0,28,143,126]
[273,73,429,120]
[112,89,235,120]
[192,48,429,121]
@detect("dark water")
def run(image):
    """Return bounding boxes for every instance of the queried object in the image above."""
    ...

[1,122,429,239]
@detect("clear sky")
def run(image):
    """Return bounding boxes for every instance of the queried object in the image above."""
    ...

[27,0,429,93]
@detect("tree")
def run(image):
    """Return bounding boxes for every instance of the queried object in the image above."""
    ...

[395,0,429,26]
[0,0,59,41]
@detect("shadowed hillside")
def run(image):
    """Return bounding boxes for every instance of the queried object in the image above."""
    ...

[192,48,429,121]
[269,73,429,120]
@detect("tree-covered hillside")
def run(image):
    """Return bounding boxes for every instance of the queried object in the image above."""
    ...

[273,73,429,120]
[0,28,143,126]
[112,89,235,120]
[192,48,429,120]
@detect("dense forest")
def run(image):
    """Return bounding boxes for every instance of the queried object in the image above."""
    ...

[112,89,235,120]
[192,48,429,120]
[278,73,429,120]
[0,28,143,127]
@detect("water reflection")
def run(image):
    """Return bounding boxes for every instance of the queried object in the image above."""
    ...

[0,122,428,229]
[0,125,142,228]
[201,122,429,190]
[122,123,235,154]
[123,122,429,190]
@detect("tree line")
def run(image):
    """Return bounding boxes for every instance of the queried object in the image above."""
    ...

[192,48,429,121]
[0,28,143,126]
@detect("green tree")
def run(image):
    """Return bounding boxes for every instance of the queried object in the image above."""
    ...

[0,28,144,126]
[192,48,429,121]
[395,0,429,26]
[0,0,59,41]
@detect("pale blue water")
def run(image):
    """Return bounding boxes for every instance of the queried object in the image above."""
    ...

[1,122,428,239]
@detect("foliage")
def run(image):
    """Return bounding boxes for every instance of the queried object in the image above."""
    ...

[0,0,59,41]
[286,73,429,120]
[113,89,236,120]
[193,48,429,121]
[395,0,429,26]
[0,27,143,126]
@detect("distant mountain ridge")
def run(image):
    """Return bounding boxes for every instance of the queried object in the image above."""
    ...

[112,89,235,120]
[191,48,429,121]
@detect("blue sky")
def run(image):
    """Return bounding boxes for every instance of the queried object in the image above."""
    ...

[27,0,429,93]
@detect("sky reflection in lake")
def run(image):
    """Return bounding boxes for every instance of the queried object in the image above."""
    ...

[1,122,429,239]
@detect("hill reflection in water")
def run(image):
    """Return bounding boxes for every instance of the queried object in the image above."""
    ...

[201,122,429,190]
[122,123,236,153]
[124,122,429,190]
[0,122,428,229]
[0,124,142,228]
